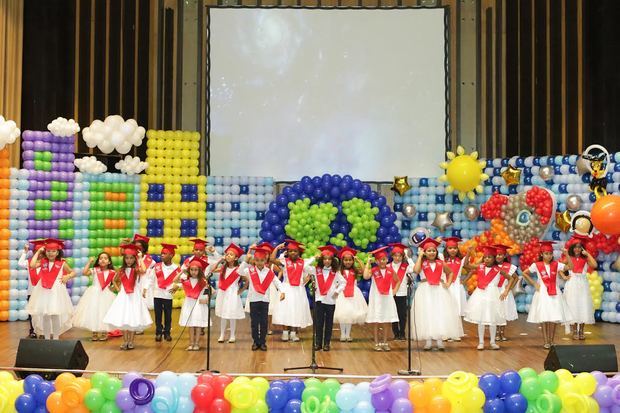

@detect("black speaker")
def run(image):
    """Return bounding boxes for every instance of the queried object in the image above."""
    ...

[544,344,618,373]
[14,339,89,380]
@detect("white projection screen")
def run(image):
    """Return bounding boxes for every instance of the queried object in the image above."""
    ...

[208,8,448,181]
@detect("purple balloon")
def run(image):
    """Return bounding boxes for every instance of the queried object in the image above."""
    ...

[116,388,136,410]
[129,378,155,405]
[390,398,412,413]
[371,390,393,411]
[133,405,154,413]
[23,161,34,170]
[594,384,614,408]
[22,140,34,150]
[388,380,410,400]
[123,372,142,388]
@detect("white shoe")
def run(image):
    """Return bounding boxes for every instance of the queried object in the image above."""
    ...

[228,337,236,343]
[477,343,484,350]
[217,336,225,343]
[290,332,300,342]
[281,331,289,342]
[347,337,353,342]
[490,343,500,350]
[340,336,347,342]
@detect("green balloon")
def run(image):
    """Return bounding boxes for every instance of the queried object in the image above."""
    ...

[302,395,321,413]
[322,398,339,413]
[84,388,105,411]
[101,377,122,400]
[538,371,559,393]
[535,391,561,413]
[99,400,122,413]
[90,371,110,389]
[303,377,322,390]
[322,379,340,400]
[520,377,543,401]
[518,367,539,381]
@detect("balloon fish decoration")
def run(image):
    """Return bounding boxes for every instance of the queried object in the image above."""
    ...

[501,165,521,186]
[391,176,412,196]
[439,145,489,201]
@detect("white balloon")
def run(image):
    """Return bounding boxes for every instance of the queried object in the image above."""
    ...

[0,115,20,150]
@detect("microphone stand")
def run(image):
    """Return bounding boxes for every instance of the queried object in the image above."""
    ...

[398,275,421,376]
[198,277,219,373]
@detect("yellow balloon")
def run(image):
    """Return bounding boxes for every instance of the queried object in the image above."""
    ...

[574,373,597,396]
[555,369,574,383]
[440,146,489,201]
[561,393,589,413]
[556,381,579,399]
[463,387,485,410]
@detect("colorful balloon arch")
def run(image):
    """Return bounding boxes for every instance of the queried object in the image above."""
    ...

[260,174,400,256]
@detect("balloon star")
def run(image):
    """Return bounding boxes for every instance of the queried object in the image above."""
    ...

[432,212,454,232]
[501,165,521,186]
[555,211,571,233]
[391,176,412,196]
[439,146,489,201]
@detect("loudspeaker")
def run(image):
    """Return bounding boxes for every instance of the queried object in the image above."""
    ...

[544,344,617,373]
[15,339,89,380]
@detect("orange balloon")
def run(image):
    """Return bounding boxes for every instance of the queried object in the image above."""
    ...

[428,395,451,413]
[0,310,9,321]
[46,390,67,413]
[61,382,84,407]
[75,377,91,393]
[55,372,77,392]
[423,378,444,397]
[591,194,620,235]
[409,383,430,408]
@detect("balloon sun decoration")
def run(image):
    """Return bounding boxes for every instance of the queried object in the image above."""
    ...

[439,146,489,201]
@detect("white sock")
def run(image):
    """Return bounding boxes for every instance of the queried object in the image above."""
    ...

[436,339,444,346]
[490,325,497,344]
[425,339,432,347]
[219,319,227,338]
[345,324,352,337]
[340,323,346,338]
[478,324,485,344]
[229,319,236,338]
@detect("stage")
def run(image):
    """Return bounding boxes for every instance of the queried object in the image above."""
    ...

[3,311,619,377]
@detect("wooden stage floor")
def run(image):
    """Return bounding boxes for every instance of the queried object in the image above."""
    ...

[1,311,618,377]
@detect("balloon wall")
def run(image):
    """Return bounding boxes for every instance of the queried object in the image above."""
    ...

[0,148,10,322]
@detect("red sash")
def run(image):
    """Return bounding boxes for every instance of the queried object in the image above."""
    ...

[39,259,64,289]
[285,258,304,286]
[155,264,181,289]
[391,262,408,289]
[342,269,356,297]
[476,265,500,290]
[182,278,207,299]
[316,269,336,296]
[371,267,393,295]
[536,261,558,296]
[249,266,275,295]
[497,262,513,287]
[571,256,588,274]
[218,267,240,291]
[421,260,443,286]
[444,257,462,279]
[143,254,153,269]
[121,268,137,294]
[95,268,115,290]
[28,267,40,287]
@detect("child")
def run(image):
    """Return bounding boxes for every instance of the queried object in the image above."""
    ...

[271,239,314,342]
[180,239,210,272]
[364,246,399,351]
[388,243,414,341]
[562,234,597,340]
[103,244,152,350]
[463,246,508,350]
[212,243,246,343]
[334,246,368,342]
[522,241,572,349]
[494,244,519,341]
[254,242,280,334]
[151,243,181,342]
[239,246,284,351]
[311,246,346,352]
[442,237,472,319]
[18,240,45,338]
[73,252,116,341]
[25,239,75,340]
[411,238,462,351]
[133,234,155,312]
[173,257,211,351]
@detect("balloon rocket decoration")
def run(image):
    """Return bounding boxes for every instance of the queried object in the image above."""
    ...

[581,144,610,198]
[439,145,489,201]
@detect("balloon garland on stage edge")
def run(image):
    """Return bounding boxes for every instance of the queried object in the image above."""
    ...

[4,368,620,413]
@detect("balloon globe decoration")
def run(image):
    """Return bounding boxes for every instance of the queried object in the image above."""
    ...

[439,145,489,201]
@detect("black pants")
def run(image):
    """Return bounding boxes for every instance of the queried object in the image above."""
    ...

[392,296,408,338]
[27,295,34,334]
[154,298,172,336]
[250,301,269,346]
[315,301,335,348]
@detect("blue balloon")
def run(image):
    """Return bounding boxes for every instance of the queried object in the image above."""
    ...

[277,207,289,218]
[369,191,379,200]
[303,184,314,194]
[504,393,527,413]
[270,380,287,389]
[261,220,272,230]
[352,179,362,190]
[267,212,280,224]
[340,181,351,191]
[484,398,505,413]
[33,406,46,413]
[332,175,342,185]
[282,187,293,197]
[276,195,288,206]
[272,224,284,235]
[380,217,392,227]
[377,228,388,238]
[23,374,44,395]
[312,188,324,200]
[15,393,37,413]
[260,231,274,242]
[285,399,302,413]
[292,182,303,194]
[346,189,357,199]
[312,177,322,186]
[479,373,501,399]
[380,205,391,216]
[286,379,305,400]
[266,386,289,410]
[389,225,400,236]
[353,400,375,413]
[358,187,370,198]
[269,202,279,213]
[499,370,522,395]
[330,187,340,199]
[301,176,312,186]
[34,381,55,405]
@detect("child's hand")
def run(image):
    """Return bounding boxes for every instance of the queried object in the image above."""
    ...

[276,242,286,250]
[23,244,29,253]
[331,292,339,299]
[37,247,45,254]
[535,284,540,292]
[199,298,208,305]
[279,293,285,301]
[417,248,424,256]
[61,275,71,284]
[500,291,508,301]
[142,290,147,298]
[206,246,216,254]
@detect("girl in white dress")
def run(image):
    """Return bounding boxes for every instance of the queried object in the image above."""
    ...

[522,241,572,349]
[133,234,156,311]
[494,244,519,341]
[334,246,368,342]
[25,239,75,339]
[411,238,462,351]
[211,243,246,343]
[363,246,399,352]
[172,257,211,351]
[463,245,510,350]
[73,252,116,341]
[19,240,45,338]
[442,237,472,318]
[103,244,152,350]
[562,234,597,340]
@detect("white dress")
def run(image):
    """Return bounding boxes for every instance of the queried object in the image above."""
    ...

[464,266,507,326]
[72,268,116,331]
[25,260,74,337]
[214,266,245,320]
[272,258,313,328]
[365,268,399,323]
[179,277,211,327]
[562,258,595,324]
[411,262,464,339]
[497,262,519,321]
[103,268,153,331]
[444,258,468,316]
[527,262,573,323]
[334,270,368,324]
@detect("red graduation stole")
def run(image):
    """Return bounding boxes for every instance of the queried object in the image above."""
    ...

[570,256,588,274]
[371,267,393,295]
[497,262,513,287]
[421,260,444,286]
[342,269,356,297]
[285,258,304,286]
[95,268,115,291]
[249,266,275,295]
[154,263,181,289]
[444,257,462,279]
[28,267,40,287]
[121,268,137,294]
[391,262,408,289]
[476,265,500,290]
[142,254,153,269]
[316,269,336,296]
[182,278,207,299]
[536,261,558,296]
[39,258,64,289]
[218,266,240,291]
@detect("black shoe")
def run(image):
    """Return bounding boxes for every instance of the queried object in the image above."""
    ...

[314,345,322,351]
[201,328,205,336]
[164,335,172,342]
[155,335,162,342]
[260,344,267,351]
[251,344,259,351]
[28,331,37,339]
[323,345,330,351]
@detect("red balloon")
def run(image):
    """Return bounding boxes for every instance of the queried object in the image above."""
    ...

[211,398,231,413]
[198,373,215,386]
[192,384,215,408]
[212,375,233,399]
[591,194,620,235]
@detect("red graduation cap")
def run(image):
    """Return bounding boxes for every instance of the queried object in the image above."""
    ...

[253,247,271,260]
[189,238,208,251]
[318,245,339,257]
[443,237,462,248]
[256,242,275,254]
[388,243,408,255]
[133,234,150,243]
[565,234,590,248]
[285,239,305,252]
[160,243,177,255]
[479,245,497,256]
[120,244,139,256]
[29,239,46,249]
[225,243,245,258]
[539,241,556,253]
[338,246,358,259]
[44,238,64,251]
[370,246,390,260]
[187,256,206,270]
[419,238,441,251]
[493,244,511,255]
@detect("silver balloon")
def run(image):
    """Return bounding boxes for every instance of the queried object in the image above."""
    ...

[431,212,454,232]
[576,156,590,175]
[565,194,583,212]
[539,166,555,181]
[464,205,480,221]
[613,255,620,271]
[402,204,417,218]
